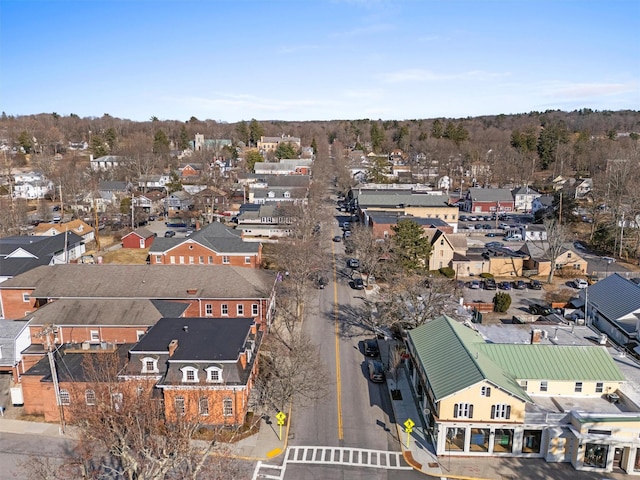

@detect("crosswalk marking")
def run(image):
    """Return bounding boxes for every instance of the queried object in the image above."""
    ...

[252,445,412,479]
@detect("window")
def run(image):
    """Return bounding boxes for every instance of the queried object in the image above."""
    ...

[155,255,162,263]
[491,404,511,419]
[453,403,473,418]
[179,256,185,264]
[206,367,222,383]
[284,191,290,198]
[222,256,230,264]
[596,382,604,393]
[137,354,159,374]
[22,293,29,303]
[469,428,490,452]
[221,304,228,316]
[199,397,209,416]
[85,389,95,405]
[199,256,204,264]
[208,255,213,264]
[223,398,233,417]
[493,429,513,453]
[175,396,185,416]
[189,256,194,264]
[112,393,123,411]
[520,380,528,390]
[205,304,213,316]
[59,389,70,405]
[522,430,542,453]
[575,382,583,393]
[584,443,608,468]
[136,330,145,341]
[567,252,572,258]
[446,427,466,451]
[170,256,175,264]
[540,381,548,392]
[237,304,244,316]
[181,367,199,383]
[252,304,259,316]
[481,386,491,397]
[245,256,251,264]
[90,330,99,342]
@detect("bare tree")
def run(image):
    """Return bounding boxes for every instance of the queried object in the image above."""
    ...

[347,224,395,284]
[541,217,568,284]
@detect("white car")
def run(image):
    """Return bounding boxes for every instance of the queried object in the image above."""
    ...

[574,278,588,289]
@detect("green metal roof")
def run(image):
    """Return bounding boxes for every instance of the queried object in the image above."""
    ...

[478,344,625,382]
[408,316,529,403]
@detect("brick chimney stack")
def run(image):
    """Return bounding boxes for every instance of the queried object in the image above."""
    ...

[168,339,178,357]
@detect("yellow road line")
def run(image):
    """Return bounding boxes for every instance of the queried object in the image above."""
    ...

[332,241,343,440]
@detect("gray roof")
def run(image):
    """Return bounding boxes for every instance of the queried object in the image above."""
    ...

[99,180,129,191]
[368,213,449,227]
[26,298,188,326]
[0,233,83,278]
[357,191,451,208]
[511,186,540,196]
[468,188,514,203]
[0,320,29,367]
[253,187,308,200]
[124,227,155,239]
[587,274,640,329]
[248,174,311,187]
[149,222,259,255]
[2,264,275,300]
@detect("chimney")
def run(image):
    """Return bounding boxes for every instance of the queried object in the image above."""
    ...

[531,329,542,344]
[168,339,178,357]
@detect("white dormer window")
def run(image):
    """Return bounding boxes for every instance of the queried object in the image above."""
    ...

[181,366,199,383]
[268,191,275,198]
[284,191,290,198]
[141,357,159,374]
[205,366,222,383]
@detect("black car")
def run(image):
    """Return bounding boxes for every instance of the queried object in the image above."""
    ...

[164,230,176,238]
[363,339,379,357]
[499,281,512,290]
[529,280,542,290]
[515,280,527,290]
[333,235,342,242]
[347,258,360,269]
[484,279,497,290]
[367,360,385,383]
[352,278,365,290]
[529,303,553,315]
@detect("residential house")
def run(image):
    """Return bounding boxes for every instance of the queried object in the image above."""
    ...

[191,187,229,219]
[253,159,312,176]
[464,188,514,214]
[178,163,203,179]
[406,315,639,475]
[31,219,95,244]
[0,320,30,381]
[582,274,640,348]
[98,181,132,200]
[121,227,156,249]
[149,221,262,267]
[246,174,310,199]
[192,134,232,152]
[138,174,171,191]
[125,317,261,426]
[366,212,454,239]
[519,242,587,277]
[0,264,277,327]
[90,155,123,171]
[257,135,301,153]
[235,204,293,240]
[0,232,85,286]
[512,186,541,213]
[251,187,308,206]
[426,230,468,271]
[11,171,53,199]
[165,190,193,212]
[574,178,593,199]
[531,195,555,215]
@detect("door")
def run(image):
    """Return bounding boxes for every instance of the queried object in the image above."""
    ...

[614,447,623,470]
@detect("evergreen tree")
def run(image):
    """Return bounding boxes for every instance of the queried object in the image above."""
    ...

[104,127,117,151]
[249,119,264,147]
[536,121,569,169]
[165,172,183,193]
[90,134,108,157]
[244,149,263,172]
[431,119,444,139]
[18,130,34,154]
[370,122,384,153]
[236,121,250,145]
[274,142,298,159]
[311,137,318,154]
[153,129,170,154]
[178,125,190,150]
[391,219,432,273]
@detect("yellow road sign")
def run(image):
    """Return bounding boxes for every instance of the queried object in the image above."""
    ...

[276,411,286,425]
[404,418,415,431]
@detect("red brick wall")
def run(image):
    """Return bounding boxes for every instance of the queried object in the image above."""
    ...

[0,289,36,319]
[149,242,260,268]
[29,325,150,345]
[163,387,249,426]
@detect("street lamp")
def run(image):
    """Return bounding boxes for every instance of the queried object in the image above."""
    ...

[605,258,613,277]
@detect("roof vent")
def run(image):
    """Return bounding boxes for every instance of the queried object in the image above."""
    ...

[183,325,188,332]
[186,288,197,295]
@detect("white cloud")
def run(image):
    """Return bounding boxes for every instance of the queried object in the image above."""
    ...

[544,81,639,99]
[377,68,510,83]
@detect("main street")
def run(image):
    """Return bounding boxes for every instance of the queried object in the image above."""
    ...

[277,209,424,479]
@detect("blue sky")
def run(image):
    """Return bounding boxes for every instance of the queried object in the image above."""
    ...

[1,0,638,122]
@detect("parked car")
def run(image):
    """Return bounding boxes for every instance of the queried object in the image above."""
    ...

[367,360,385,383]
[482,224,492,229]
[486,241,504,249]
[505,234,522,241]
[468,216,477,221]
[342,221,350,230]
[484,279,497,290]
[316,276,328,289]
[352,278,365,290]
[164,230,176,238]
[515,280,527,290]
[347,258,360,269]
[499,281,512,290]
[573,278,588,289]
[529,280,542,290]
[363,339,379,357]
[459,215,468,221]
[333,235,342,242]
[485,232,496,237]
[343,230,352,238]
[469,280,481,289]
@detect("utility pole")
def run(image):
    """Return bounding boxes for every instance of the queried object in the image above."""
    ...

[93,197,101,251]
[37,325,65,434]
[58,184,64,218]
[619,212,625,258]
[558,192,563,225]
